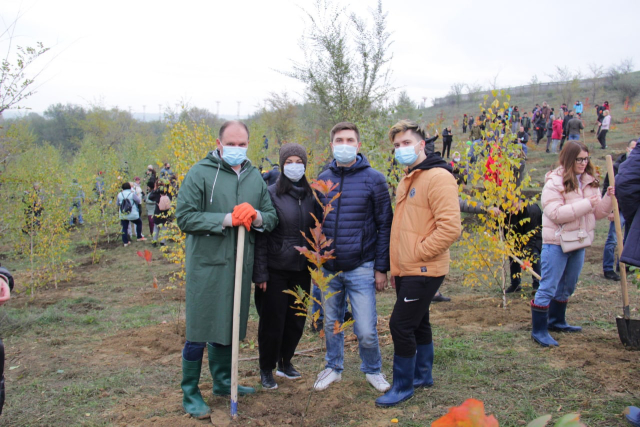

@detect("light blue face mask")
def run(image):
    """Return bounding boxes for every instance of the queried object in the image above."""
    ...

[395,143,420,166]
[221,145,247,166]
[332,144,358,164]
[283,163,305,182]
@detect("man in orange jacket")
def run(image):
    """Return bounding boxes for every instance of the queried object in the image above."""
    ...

[375,120,461,407]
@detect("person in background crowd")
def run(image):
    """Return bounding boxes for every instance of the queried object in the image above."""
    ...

[160,163,174,179]
[531,141,613,347]
[534,112,546,145]
[262,164,280,186]
[479,111,487,130]
[561,103,568,115]
[375,119,461,407]
[602,139,637,280]
[145,165,157,181]
[145,178,157,238]
[598,110,611,149]
[263,135,269,150]
[566,111,584,141]
[574,100,583,117]
[117,182,146,247]
[313,122,392,394]
[603,100,610,112]
[0,265,14,417]
[541,102,551,121]
[596,103,605,134]
[462,114,468,134]
[69,178,85,226]
[95,171,105,199]
[174,120,278,418]
[450,151,466,186]
[545,115,554,153]
[550,115,563,154]
[423,129,439,155]
[516,126,530,157]
[252,143,315,390]
[511,106,520,133]
[521,112,531,135]
[560,110,573,150]
[442,126,453,159]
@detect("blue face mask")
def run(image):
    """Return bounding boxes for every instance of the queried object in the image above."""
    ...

[221,145,247,166]
[283,163,305,182]
[395,143,420,166]
[333,144,358,164]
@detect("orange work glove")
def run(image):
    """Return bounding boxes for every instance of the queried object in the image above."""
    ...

[231,202,257,231]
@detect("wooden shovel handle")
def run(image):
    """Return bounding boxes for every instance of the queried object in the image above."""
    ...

[509,254,542,281]
[606,155,630,318]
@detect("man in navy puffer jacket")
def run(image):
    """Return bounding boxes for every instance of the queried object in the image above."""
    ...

[313,122,393,394]
[616,140,640,267]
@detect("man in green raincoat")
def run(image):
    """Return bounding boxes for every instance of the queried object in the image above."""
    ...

[175,120,278,418]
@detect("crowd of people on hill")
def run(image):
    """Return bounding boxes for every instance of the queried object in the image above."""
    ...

[4,107,640,424]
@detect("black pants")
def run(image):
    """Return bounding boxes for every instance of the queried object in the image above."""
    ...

[1,338,5,416]
[509,246,541,289]
[598,129,608,148]
[442,141,452,158]
[560,135,567,150]
[462,126,467,133]
[389,276,444,358]
[535,128,544,144]
[120,218,142,244]
[254,268,311,371]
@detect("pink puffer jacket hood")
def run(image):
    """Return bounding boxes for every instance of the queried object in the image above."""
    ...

[541,167,612,245]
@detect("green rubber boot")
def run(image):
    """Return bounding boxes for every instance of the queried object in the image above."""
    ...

[207,344,255,396]
[181,358,211,419]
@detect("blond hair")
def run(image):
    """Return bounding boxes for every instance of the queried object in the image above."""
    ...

[388,120,425,142]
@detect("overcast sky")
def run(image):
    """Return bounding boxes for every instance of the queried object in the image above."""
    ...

[3,0,639,118]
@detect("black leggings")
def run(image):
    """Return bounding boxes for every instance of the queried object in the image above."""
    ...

[389,276,444,358]
[255,268,311,371]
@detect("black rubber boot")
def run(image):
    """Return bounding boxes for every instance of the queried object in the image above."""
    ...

[207,344,256,396]
[413,343,434,388]
[548,300,582,332]
[530,302,558,347]
[181,358,211,419]
[375,355,415,407]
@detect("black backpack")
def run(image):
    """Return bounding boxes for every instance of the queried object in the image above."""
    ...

[120,192,133,214]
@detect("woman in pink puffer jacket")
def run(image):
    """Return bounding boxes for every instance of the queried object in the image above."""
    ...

[530,141,614,347]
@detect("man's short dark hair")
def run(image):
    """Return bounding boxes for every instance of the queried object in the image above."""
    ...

[330,122,360,142]
[219,120,250,140]
[122,182,131,190]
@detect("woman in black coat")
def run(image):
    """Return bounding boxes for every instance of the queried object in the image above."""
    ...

[147,179,173,246]
[252,143,316,390]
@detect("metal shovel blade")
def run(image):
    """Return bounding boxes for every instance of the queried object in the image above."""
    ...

[616,316,640,350]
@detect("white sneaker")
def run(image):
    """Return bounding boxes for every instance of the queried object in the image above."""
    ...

[366,373,390,392]
[313,368,341,391]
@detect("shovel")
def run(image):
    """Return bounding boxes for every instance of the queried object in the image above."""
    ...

[230,226,246,417]
[606,155,640,349]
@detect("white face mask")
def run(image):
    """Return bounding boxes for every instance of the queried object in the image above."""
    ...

[283,163,305,182]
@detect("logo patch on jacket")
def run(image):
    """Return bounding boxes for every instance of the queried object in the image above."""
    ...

[420,266,427,272]
[409,188,416,198]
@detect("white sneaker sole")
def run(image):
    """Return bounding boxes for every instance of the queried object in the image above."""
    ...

[276,370,301,380]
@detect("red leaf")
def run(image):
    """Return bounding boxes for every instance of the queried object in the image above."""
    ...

[432,399,499,427]
[136,251,144,259]
[152,277,158,289]
[144,249,153,263]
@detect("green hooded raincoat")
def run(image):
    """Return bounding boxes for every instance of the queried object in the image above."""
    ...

[175,150,277,344]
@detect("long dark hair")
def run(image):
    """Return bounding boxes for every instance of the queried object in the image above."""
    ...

[275,173,313,197]
[558,140,599,192]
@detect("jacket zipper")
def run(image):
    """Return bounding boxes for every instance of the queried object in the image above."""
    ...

[298,197,304,270]
[333,170,345,270]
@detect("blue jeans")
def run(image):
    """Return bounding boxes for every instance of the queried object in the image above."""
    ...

[568,134,580,141]
[520,143,528,156]
[69,203,84,225]
[182,340,227,362]
[534,244,586,306]
[603,214,625,272]
[321,261,381,374]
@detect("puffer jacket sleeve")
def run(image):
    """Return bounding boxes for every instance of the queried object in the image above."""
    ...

[593,193,612,220]
[256,181,278,233]
[541,178,592,225]
[371,173,393,272]
[252,231,269,283]
[175,168,227,236]
[416,170,462,261]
